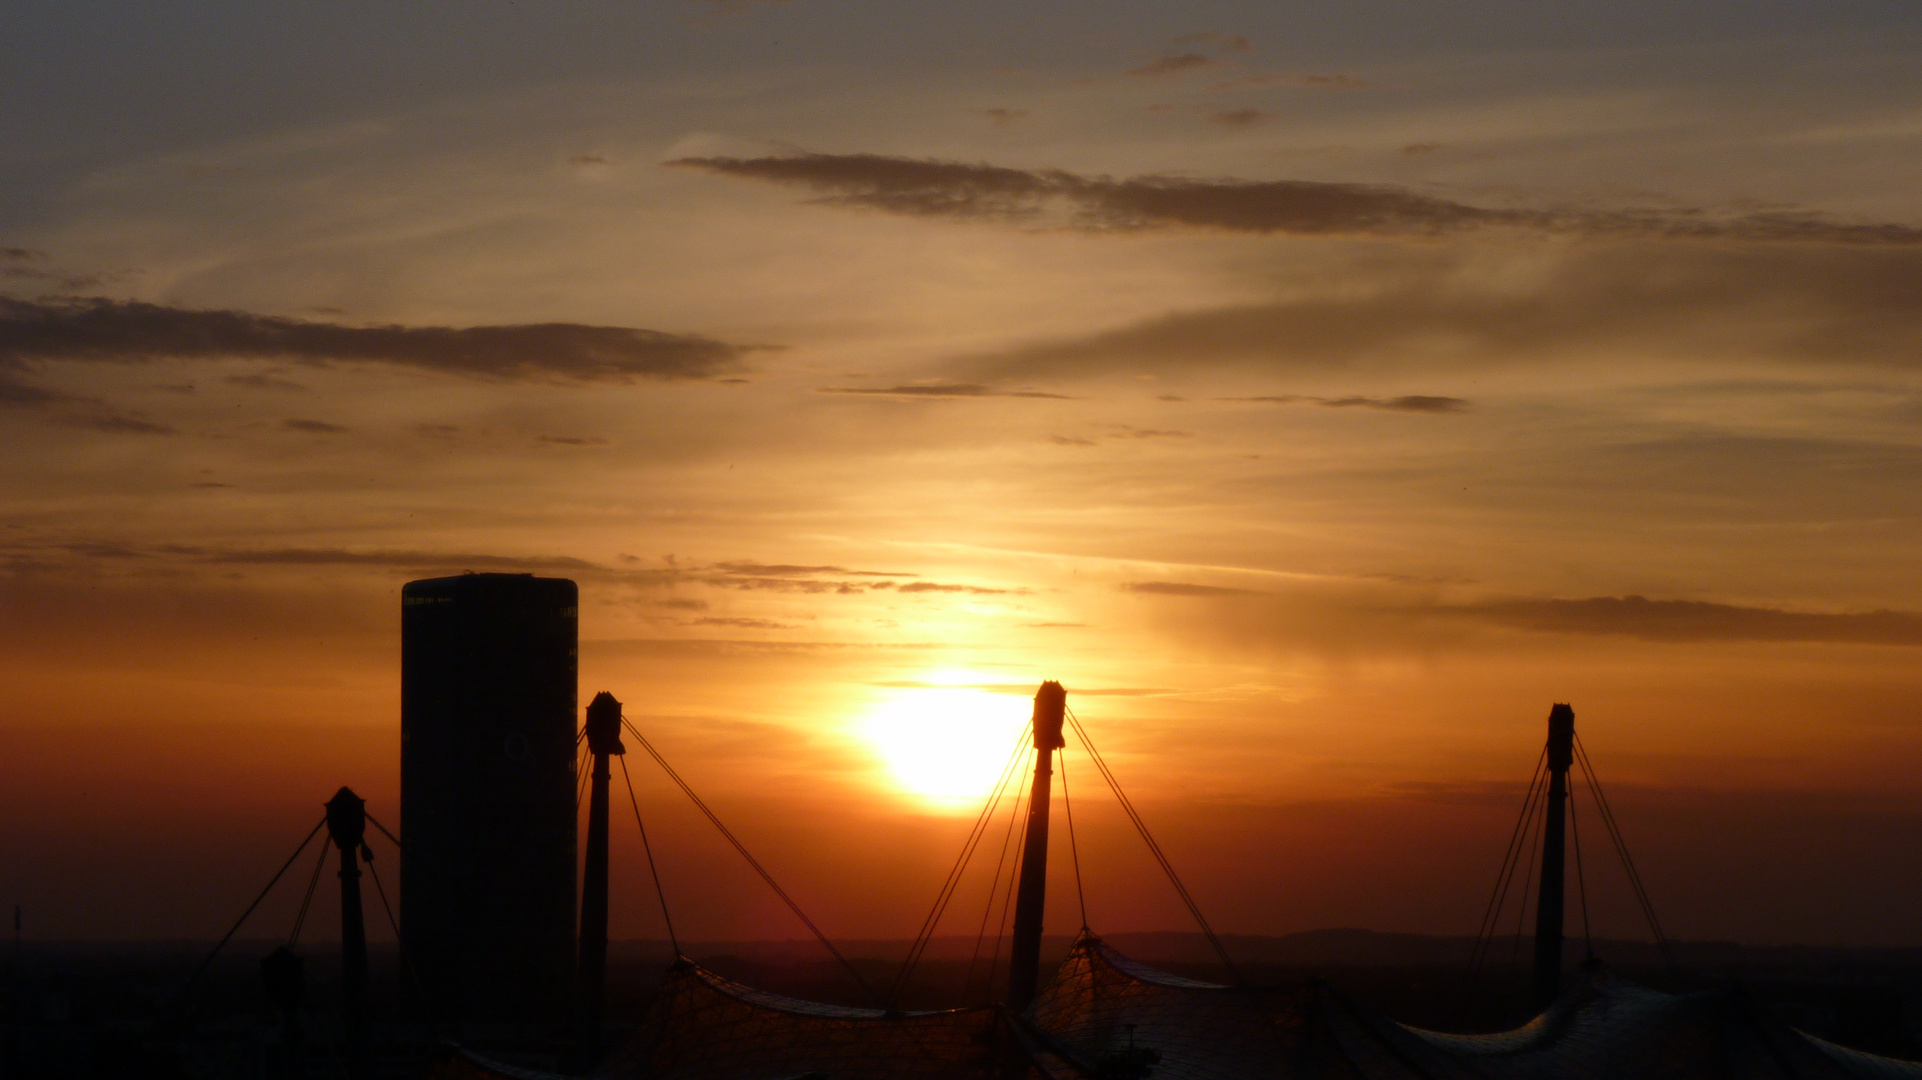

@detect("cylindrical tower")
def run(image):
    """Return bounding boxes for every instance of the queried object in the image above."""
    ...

[400,573,578,1023]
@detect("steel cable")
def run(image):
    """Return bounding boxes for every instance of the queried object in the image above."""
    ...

[288,839,330,945]
[617,751,680,953]
[1065,706,1241,985]
[622,715,881,1004]
[1059,749,1089,931]
[178,817,327,999]
[1463,748,1549,1009]
[889,721,1033,1007]
[966,745,1032,1003]
[1574,734,1676,972]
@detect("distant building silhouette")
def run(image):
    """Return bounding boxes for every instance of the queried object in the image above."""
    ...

[401,573,578,1022]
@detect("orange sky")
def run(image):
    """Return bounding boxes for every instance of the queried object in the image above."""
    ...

[4,2,1922,947]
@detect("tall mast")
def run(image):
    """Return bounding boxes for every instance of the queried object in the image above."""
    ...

[1006,681,1067,1014]
[1532,703,1575,1011]
[325,786,370,1078]
[577,692,624,1069]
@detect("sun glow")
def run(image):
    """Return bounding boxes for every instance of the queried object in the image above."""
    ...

[862,685,1033,809]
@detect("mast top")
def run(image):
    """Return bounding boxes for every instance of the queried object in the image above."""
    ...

[1547,703,1575,770]
[1032,681,1066,751]
[325,786,366,851]
[586,691,626,756]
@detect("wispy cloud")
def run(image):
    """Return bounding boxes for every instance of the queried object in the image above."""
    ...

[36,542,599,572]
[817,383,1071,399]
[1211,72,1369,92]
[1127,53,1219,78]
[963,246,1922,377]
[1456,595,1922,645]
[871,679,1173,695]
[670,151,1922,243]
[689,615,794,630]
[0,297,754,383]
[1222,394,1468,413]
[1123,580,1263,596]
[1208,108,1271,128]
[64,412,174,435]
[711,561,916,578]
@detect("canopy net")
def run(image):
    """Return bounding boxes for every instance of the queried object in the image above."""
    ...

[432,936,1922,1080]
[1360,968,1922,1080]
[591,957,1026,1080]
[1028,932,1334,1080]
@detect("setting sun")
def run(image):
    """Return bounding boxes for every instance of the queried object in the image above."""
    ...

[861,686,1033,809]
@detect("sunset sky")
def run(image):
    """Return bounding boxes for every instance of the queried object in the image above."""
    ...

[5,2,1922,951]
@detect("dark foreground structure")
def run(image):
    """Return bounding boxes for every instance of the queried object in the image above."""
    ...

[433,932,1922,1080]
[429,691,1922,1080]
[401,573,580,1023]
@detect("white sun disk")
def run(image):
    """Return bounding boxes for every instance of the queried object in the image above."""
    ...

[864,688,1032,808]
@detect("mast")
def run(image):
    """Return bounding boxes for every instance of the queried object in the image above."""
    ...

[325,786,370,1077]
[1532,703,1575,1011]
[1006,681,1067,1014]
[577,691,624,1070]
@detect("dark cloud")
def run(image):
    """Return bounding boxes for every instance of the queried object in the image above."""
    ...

[1209,108,1271,128]
[1128,53,1219,78]
[689,616,793,630]
[1222,394,1468,413]
[0,369,184,434]
[225,372,306,390]
[1123,581,1264,597]
[651,598,708,611]
[204,547,597,571]
[0,297,752,383]
[670,152,1922,244]
[975,108,1029,127]
[64,412,174,435]
[282,418,346,433]
[711,561,914,578]
[1047,434,1096,446]
[965,246,1922,378]
[1324,395,1465,413]
[891,581,1011,595]
[818,383,1071,399]
[1455,595,1922,646]
[1,248,49,261]
[0,374,68,406]
[1107,425,1191,439]
[536,434,607,446]
[870,680,1171,695]
[27,541,1028,601]
[1211,73,1370,92]
[700,574,1016,595]
[30,541,598,573]
[2,266,105,290]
